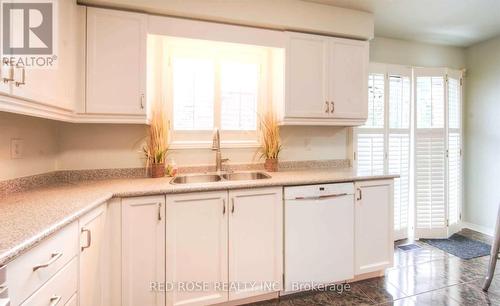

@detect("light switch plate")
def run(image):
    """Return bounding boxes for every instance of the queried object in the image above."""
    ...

[11,138,24,159]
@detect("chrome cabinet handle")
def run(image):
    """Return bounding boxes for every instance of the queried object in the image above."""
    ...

[231,198,235,214]
[158,203,162,221]
[330,101,334,114]
[14,65,25,87]
[33,252,63,271]
[222,199,226,215]
[140,94,145,109]
[49,295,62,306]
[81,228,91,252]
[356,188,362,201]
[324,101,329,113]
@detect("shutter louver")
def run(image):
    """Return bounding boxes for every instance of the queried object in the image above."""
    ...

[389,134,410,234]
[415,131,446,232]
[356,133,385,175]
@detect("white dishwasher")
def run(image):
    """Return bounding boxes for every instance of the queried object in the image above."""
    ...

[284,182,355,292]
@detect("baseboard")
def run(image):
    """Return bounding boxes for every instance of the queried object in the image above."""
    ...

[460,221,495,236]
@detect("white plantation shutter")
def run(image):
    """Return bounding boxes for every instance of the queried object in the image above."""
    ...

[414,70,448,238]
[364,73,385,128]
[387,73,411,240]
[447,73,462,233]
[415,130,446,237]
[355,65,411,240]
[357,133,385,175]
[389,134,410,238]
[356,71,385,176]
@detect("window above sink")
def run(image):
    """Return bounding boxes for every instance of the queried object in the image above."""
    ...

[147,35,285,149]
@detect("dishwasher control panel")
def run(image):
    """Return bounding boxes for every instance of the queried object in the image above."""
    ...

[284,182,354,200]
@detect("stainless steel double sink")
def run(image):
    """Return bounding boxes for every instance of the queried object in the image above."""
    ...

[170,171,271,184]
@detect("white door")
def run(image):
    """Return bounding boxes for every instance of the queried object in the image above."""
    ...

[122,196,165,306]
[79,204,107,306]
[10,0,84,111]
[328,38,368,120]
[86,7,146,115]
[166,191,228,306]
[228,187,283,300]
[355,180,394,275]
[285,32,329,118]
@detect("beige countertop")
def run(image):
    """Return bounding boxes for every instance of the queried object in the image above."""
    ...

[0,168,398,266]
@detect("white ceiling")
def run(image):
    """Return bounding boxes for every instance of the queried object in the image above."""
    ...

[306,0,500,47]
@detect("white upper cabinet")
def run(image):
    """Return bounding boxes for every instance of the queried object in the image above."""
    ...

[228,188,283,301]
[86,7,147,116]
[286,34,328,118]
[282,32,368,126]
[0,0,84,118]
[354,180,394,275]
[327,39,368,120]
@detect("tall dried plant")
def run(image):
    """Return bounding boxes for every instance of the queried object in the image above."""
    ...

[259,109,281,159]
[143,102,169,167]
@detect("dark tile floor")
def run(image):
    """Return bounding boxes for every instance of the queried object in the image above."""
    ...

[248,229,500,305]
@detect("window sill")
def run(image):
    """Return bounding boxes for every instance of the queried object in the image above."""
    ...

[169,140,261,150]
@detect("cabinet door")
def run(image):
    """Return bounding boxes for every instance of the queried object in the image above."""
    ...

[122,196,165,306]
[228,187,283,300]
[166,191,228,306]
[10,0,84,111]
[79,204,107,306]
[86,7,146,115]
[328,38,368,120]
[0,62,13,95]
[285,33,329,118]
[355,180,394,275]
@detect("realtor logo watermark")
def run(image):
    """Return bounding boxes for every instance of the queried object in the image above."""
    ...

[1,0,58,68]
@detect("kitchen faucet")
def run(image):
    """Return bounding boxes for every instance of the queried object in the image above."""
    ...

[212,128,229,173]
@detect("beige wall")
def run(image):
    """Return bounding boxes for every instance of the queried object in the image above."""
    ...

[370,37,466,69]
[56,124,348,170]
[463,35,500,230]
[0,112,59,181]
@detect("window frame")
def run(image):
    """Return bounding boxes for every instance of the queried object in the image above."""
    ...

[162,37,269,149]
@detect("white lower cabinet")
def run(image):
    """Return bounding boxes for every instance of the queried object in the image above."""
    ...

[122,196,166,306]
[354,180,394,275]
[166,191,228,306]
[165,187,283,306]
[79,204,107,306]
[20,257,78,306]
[6,222,78,305]
[228,188,283,301]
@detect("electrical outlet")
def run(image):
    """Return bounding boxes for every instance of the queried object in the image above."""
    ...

[11,138,24,159]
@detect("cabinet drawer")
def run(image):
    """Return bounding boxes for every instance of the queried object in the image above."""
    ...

[7,222,78,305]
[21,257,77,306]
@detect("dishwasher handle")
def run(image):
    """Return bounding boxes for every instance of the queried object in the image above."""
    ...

[292,193,350,201]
